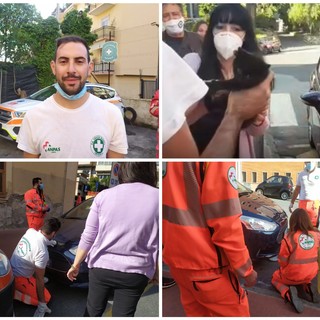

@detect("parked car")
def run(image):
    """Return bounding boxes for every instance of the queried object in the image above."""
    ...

[302,60,320,154]
[258,35,281,54]
[163,181,288,288]
[46,198,94,287]
[255,175,294,200]
[0,83,136,141]
[0,249,14,316]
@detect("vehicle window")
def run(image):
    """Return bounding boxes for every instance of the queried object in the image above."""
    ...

[29,86,57,101]
[64,198,94,220]
[237,180,253,194]
[90,86,115,99]
[266,177,275,183]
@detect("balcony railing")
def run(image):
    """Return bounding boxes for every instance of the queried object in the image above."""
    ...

[93,62,115,74]
[93,26,116,41]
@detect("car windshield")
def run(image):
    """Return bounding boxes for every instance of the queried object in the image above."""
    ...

[29,86,56,101]
[64,198,94,220]
[237,181,253,195]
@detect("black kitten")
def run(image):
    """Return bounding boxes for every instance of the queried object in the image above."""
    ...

[189,48,271,155]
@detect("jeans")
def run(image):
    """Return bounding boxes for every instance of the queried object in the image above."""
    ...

[84,268,149,317]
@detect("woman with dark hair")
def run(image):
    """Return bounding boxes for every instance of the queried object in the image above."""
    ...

[67,162,159,317]
[193,20,208,39]
[184,4,270,158]
[271,208,320,313]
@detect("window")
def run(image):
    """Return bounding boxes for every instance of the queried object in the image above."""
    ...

[0,162,5,195]
[252,172,257,183]
[274,172,279,176]
[286,172,291,177]
[242,171,247,182]
[101,16,110,27]
[263,172,267,181]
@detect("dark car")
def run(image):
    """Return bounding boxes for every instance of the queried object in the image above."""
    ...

[46,199,94,287]
[258,35,281,55]
[303,59,320,154]
[255,175,294,200]
[0,249,14,316]
[163,181,288,288]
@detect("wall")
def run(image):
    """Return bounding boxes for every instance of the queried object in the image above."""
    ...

[0,162,78,229]
[123,98,157,128]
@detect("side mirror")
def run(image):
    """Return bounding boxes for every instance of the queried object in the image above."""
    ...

[300,91,320,108]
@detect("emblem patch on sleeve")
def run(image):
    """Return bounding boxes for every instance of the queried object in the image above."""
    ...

[227,166,238,189]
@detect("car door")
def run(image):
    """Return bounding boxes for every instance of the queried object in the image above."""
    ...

[263,176,281,196]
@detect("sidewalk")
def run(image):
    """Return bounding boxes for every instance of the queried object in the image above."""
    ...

[162,284,320,317]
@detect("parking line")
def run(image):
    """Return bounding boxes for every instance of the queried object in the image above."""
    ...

[269,93,299,127]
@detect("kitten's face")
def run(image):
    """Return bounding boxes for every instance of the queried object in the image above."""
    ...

[234,48,270,80]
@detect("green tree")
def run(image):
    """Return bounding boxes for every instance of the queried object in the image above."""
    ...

[88,176,100,192]
[25,16,60,88]
[60,10,97,46]
[288,4,320,33]
[0,3,41,63]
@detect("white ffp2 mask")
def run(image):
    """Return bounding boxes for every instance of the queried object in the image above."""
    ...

[214,31,243,60]
[164,18,184,36]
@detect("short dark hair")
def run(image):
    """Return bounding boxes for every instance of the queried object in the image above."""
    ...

[42,218,61,235]
[54,35,90,62]
[32,177,42,186]
[118,162,157,187]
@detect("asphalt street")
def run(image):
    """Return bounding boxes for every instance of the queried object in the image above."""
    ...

[264,35,320,158]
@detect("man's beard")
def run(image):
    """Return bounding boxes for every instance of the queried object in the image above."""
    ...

[58,76,86,96]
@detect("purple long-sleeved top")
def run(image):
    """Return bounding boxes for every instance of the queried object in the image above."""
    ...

[78,182,159,279]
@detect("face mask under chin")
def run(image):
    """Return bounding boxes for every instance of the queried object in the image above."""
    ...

[54,82,87,101]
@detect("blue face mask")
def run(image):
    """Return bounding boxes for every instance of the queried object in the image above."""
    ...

[54,82,87,101]
[305,163,312,171]
[39,183,44,190]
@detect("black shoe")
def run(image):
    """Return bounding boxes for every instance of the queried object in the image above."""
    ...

[307,283,320,303]
[162,277,176,289]
[289,286,304,313]
[296,284,312,302]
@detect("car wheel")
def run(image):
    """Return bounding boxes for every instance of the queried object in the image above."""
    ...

[256,189,264,195]
[124,107,137,124]
[280,192,289,200]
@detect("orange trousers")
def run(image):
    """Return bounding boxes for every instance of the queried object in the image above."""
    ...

[26,214,45,231]
[14,277,51,306]
[298,200,320,227]
[272,269,314,299]
[169,266,250,316]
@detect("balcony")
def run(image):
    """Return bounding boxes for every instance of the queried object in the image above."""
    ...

[92,26,115,42]
[93,62,115,75]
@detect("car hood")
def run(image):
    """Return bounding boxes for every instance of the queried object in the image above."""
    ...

[239,192,286,223]
[0,99,41,111]
[55,218,86,245]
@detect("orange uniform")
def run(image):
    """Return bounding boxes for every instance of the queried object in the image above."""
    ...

[272,230,320,299]
[163,162,253,316]
[25,189,48,230]
[14,277,51,306]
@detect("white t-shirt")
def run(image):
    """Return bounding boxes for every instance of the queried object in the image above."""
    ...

[296,168,320,200]
[17,94,128,158]
[163,43,208,143]
[10,228,49,278]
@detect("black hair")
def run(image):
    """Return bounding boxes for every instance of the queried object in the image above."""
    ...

[54,35,90,62]
[32,177,42,186]
[198,4,261,80]
[118,162,157,187]
[42,217,61,235]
